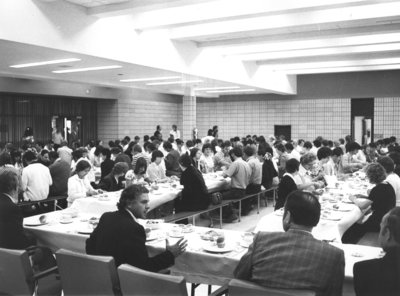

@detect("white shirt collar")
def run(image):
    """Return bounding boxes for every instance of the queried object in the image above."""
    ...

[3,193,16,204]
[283,172,296,182]
[125,209,137,222]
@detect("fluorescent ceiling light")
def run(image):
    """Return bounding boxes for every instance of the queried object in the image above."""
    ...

[206,89,256,93]
[53,65,122,73]
[194,86,240,91]
[120,76,181,82]
[146,80,203,86]
[10,58,81,68]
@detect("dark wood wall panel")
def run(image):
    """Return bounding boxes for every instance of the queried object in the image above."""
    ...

[0,93,97,146]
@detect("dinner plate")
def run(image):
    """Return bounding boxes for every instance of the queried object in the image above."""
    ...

[322,213,343,221]
[151,191,163,195]
[334,204,354,212]
[60,220,73,224]
[168,232,185,238]
[24,221,48,226]
[203,243,234,253]
[77,228,93,235]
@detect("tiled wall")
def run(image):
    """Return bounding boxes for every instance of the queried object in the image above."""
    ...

[374,97,400,139]
[197,97,351,141]
[97,89,182,144]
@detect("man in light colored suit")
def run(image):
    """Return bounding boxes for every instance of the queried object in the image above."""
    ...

[234,190,345,296]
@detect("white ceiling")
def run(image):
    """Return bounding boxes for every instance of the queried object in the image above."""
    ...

[1,0,400,96]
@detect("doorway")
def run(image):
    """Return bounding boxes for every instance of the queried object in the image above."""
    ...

[351,98,374,145]
[274,125,291,141]
[51,115,82,148]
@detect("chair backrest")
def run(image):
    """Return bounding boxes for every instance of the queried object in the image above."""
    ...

[117,264,188,296]
[56,249,120,296]
[229,279,316,296]
[0,247,34,296]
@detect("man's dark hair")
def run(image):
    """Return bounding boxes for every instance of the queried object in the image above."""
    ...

[377,156,395,174]
[317,147,332,160]
[348,142,361,152]
[112,162,129,176]
[284,143,294,152]
[207,129,213,136]
[243,146,255,157]
[163,141,172,150]
[75,160,91,172]
[117,184,149,211]
[321,140,329,147]
[229,146,243,158]
[0,152,12,166]
[23,151,37,163]
[313,139,322,148]
[94,145,104,157]
[286,158,300,174]
[144,135,150,142]
[151,150,164,162]
[284,190,321,227]
[0,169,19,194]
[179,154,192,168]
[49,151,59,161]
[304,141,313,150]
[275,143,285,153]
[195,139,202,145]
[186,140,194,148]
[110,147,122,155]
[221,141,231,148]
[332,147,344,157]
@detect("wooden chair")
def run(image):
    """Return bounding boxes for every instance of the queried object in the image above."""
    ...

[117,264,188,296]
[0,247,59,296]
[228,279,316,296]
[56,249,121,296]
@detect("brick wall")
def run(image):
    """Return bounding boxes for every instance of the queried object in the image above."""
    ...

[374,97,400,139]
[97,89,182,145]
[197,96,351,142]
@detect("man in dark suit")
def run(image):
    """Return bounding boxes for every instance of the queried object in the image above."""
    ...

[86,184,187,272]
[0,168,57,276]
[234,190,345,296]
[0,168,34,249]
[353,207,400,296]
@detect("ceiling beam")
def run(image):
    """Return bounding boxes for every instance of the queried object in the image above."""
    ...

[168,2,400,41]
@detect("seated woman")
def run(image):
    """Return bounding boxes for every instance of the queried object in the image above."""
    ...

[100,148,114,181]
[146,150,169,183]
[97,162,128,192]
[190,148,202,171]
[317,147,334,176]
[276,158,299,210]
[199,143,214,173]
[342,163,396,244]
[175,154,210,212]
[125,157,151,185]
[67,160,99,206]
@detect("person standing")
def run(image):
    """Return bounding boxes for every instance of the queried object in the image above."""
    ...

[169,124,181,140]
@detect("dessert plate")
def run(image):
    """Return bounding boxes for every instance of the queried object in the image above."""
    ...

[203,244,234,253]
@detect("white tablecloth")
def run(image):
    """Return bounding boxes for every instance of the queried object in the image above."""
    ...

[24,214,382,295]
[256,178,369,242]
[69,176,230,216]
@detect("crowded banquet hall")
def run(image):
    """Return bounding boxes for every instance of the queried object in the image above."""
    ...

[1,1,400,295]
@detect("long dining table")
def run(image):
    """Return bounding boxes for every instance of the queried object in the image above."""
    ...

[69,173,230,216]
[24,213,382,296]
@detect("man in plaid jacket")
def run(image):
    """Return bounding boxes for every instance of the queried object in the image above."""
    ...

[234,190,345,296]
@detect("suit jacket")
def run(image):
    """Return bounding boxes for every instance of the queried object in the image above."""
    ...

[353,247,400,296]
[97,173,123,192]
[175,165,209,212]
[234,229,345,296]
[86,210,174,272]
[100,159,115,181]
[276,174,297,210]
[49,159,70,197]
[0,193,34,249]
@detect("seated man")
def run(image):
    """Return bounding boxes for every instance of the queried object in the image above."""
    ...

[234,190,345,296]
[163,141,181,177]
[353,207,400,296]
[86,184,187,272]
[0,169,57,274]
[21,151,53,201]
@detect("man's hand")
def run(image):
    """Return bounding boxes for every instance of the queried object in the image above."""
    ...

[166,238,187,257]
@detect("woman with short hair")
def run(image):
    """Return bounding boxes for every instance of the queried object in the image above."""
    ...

[67,160,99,206]
[146,150,168,183]
[342,163,396,243]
